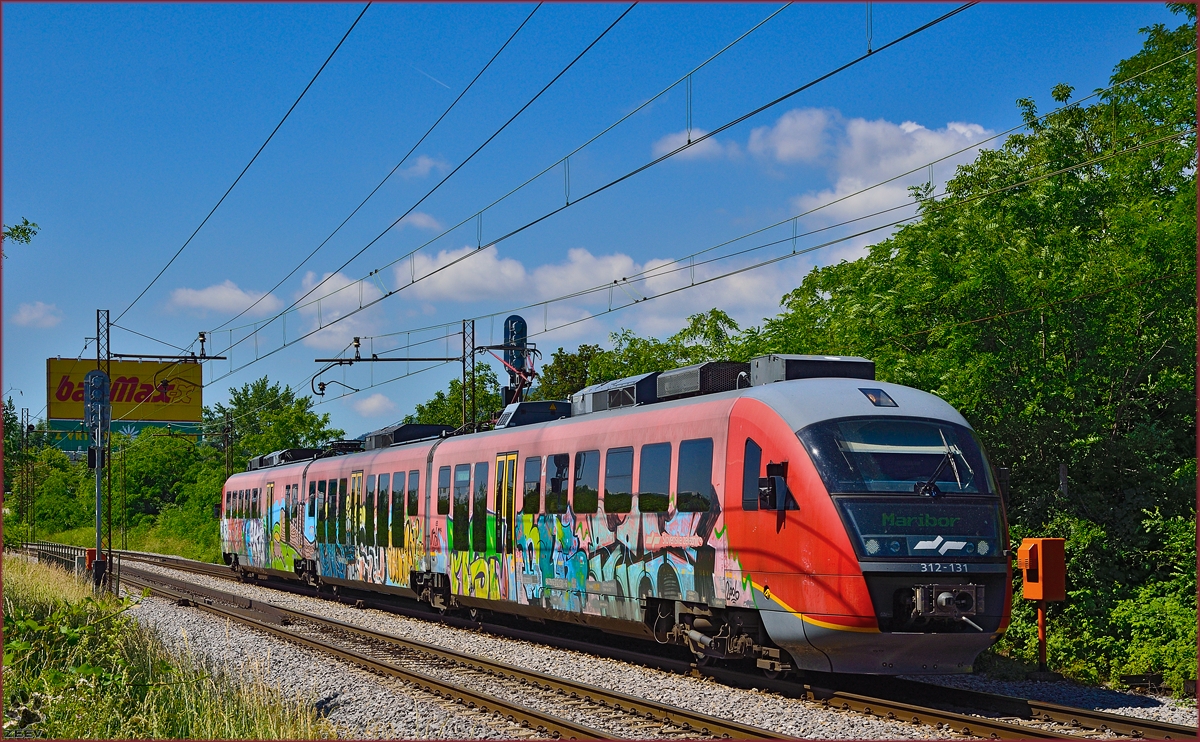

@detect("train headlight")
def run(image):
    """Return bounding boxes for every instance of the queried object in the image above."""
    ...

[888,540,902,554]
[977,540,990,556]
[865,538,881,555]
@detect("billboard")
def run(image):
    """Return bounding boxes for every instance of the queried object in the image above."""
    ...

[47,358,203,422]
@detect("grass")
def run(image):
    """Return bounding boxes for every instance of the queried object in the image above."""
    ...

[42,522,221,564]
[2,555,336,739]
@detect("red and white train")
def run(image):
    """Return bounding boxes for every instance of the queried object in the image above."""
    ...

[220,355,1011,675]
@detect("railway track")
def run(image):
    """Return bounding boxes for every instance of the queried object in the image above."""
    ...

[100,547,1197,740]
[120,564,794,740]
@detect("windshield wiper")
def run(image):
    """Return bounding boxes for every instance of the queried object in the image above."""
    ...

[915,431,964,497]
[915,454,950,497]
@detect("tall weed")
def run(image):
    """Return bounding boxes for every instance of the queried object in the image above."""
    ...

[2,557,334,739]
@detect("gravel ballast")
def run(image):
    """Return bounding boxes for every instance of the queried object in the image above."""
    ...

[126,593,540,739]
[126,564,968,739]
[908,673,1197,728]
[127,560,1198,737]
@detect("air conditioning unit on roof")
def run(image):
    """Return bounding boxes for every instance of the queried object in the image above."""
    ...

[657,361,750,401]
[570,372,658,416]
[750,354,875,385]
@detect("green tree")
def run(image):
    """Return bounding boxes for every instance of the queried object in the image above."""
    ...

[405,365,502,427]
[2,217,39,258]
[530,344,603,400]
[204,377,344,467]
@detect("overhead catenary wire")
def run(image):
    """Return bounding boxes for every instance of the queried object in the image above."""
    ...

[209,1,794,342]
[210,3,544,333]
[256,4,637,338]
[315,127,1191,404]
[200,2,968,381]
[115,2,372,324]
[205,110,1190,390]
[110,324,192,353]
[207,44,1200,341]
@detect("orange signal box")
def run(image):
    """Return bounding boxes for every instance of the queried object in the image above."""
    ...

[1017,538,1065,602]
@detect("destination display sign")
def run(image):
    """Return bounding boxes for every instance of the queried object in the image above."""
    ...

[46,358,203,422]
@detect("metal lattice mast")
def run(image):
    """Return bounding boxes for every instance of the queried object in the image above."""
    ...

[461,320,476,431]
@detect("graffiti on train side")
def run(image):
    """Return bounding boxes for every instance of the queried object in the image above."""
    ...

[227,493,756,616]
[443,496,747,616]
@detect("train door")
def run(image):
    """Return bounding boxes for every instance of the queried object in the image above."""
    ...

[495,453,518,596]
[265,481,275,537]
[350,471,363,546]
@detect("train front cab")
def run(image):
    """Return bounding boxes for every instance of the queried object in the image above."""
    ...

[726,380,1011,675]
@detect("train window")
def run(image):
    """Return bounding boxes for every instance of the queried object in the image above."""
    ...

[677,438,715,512]
[251,488,259,517]
[573,451,600,514]
[472,462,489,552]
[438,466,451,515]
[391,472,405,548]
[453,465,471,551]
[521,456,542,514]
[545,454,570,514]
[224,491,230,517]
[604,447,633,514]
[743,438,762,511]
[638,443,671,513]
[376,474,390,548]
[407,470,420,516]
[798,417,995,495]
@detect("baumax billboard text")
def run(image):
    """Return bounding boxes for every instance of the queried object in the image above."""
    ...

[46,358,202,422]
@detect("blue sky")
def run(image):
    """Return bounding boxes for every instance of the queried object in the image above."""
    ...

[3,2,1181,436]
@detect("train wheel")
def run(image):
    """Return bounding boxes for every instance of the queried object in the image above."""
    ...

[761,667,787,680]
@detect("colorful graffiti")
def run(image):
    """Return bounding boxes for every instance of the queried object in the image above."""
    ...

[227,479,753,624]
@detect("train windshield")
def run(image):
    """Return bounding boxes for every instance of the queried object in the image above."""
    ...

[798,416,996,495]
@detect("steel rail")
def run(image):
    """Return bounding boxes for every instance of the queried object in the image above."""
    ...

[122,563,795,740]
[119,568,610,740]
[883,679,1197,740]
[112,548,1193,740]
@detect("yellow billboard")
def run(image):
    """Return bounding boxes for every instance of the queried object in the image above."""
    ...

[47,358,203,422]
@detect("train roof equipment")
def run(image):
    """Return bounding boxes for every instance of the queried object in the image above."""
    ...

[362,423,456,450]
[246,447,322,471]
[749,354,875,385]
[656,361,750,401]
[495,400,571,429]
[571,372,659,416]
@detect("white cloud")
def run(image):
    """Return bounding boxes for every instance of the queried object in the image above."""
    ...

[400,212,442,231]
[402,155,448,178]
[351,392,397,417]
[652,129,738,160]
[748,108,835,163]
[398,245,528,302]
[12,301,63,328]
[296,271,385,349]
[768,108,993,225]
[530,248,639,300]
[169,280,282,317]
